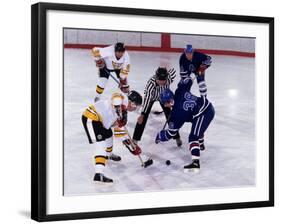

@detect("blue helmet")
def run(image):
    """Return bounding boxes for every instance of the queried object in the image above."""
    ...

[160,89,174,105]
[184,44,193,53]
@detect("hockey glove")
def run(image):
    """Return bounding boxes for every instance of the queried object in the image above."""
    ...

[133,144,142,155]
[122,139,142,155]
[116,107,128,128]
[95,58,105,68]
[117,119,126,128]
[196,64,209,75]
[119,78,130,93]
[155,130,170,144]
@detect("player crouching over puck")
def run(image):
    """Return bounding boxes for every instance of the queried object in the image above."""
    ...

[155,78,215,172]
[81,90,143,183]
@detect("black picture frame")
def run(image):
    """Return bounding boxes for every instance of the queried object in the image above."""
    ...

[31,2,274,222]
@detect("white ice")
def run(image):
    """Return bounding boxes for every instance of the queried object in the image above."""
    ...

[64,49,255,196]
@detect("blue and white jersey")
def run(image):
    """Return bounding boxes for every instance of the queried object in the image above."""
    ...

[164,78,211,139]
[179,51,212,97]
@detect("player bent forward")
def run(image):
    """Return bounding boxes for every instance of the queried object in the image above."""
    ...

[92,42,130,102]
[155,78,215,172]
[82,91,143,183]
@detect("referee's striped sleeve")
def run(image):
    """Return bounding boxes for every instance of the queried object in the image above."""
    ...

[141,79,155,114]
[168,68,176,83]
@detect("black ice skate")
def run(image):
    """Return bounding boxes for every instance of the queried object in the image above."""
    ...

[93,173,113,184]
[200,144,205,151]
[106,153,121,161]
[184,159,200,173]
[176,138,183,147]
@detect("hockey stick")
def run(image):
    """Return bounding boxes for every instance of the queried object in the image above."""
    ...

[162,119,169,131]
[161,111,171,131]
[82,114,152,168]
[105,73,153,167]
[108,71,120,85]
[123,127,153,168]
[108,71,132,93]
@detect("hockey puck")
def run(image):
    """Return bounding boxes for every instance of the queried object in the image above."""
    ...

[166,160,171,166]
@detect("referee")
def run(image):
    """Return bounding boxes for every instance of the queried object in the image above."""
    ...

[132,67,182,147]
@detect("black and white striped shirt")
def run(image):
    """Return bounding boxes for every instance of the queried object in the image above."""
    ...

[141,68,176,114]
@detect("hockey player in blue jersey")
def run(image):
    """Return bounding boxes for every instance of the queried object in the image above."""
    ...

[179,44,212,97]
[155,78,215,172]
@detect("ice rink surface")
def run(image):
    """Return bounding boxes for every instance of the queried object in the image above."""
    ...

[64,49,255,196]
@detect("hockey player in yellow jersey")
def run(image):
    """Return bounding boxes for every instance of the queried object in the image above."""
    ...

[92,42,131,102]
[82,91,143,183]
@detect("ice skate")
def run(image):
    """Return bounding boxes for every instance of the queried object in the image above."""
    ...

[184,159,200,173]
[106,153,121,162]
[93,173,113,184]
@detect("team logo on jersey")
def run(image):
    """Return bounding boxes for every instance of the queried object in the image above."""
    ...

[112,61,123,69]
[189,64,196,73]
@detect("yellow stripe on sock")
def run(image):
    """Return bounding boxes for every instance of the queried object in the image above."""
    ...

[96,85,104,94]
[106,146,113,153]
[94,156,107,165]
[114,133,127,138]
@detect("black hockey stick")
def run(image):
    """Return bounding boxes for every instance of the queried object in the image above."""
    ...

[108,71,120,85]
[103,74,153,167]
[162,113,170,130]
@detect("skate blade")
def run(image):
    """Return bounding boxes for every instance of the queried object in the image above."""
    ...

[93,180,114,185]
[109,159,121,162]
[105,156,121,162]
[183,168,200,173]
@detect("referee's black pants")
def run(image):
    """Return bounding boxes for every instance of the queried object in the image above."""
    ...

[132,101,180,141]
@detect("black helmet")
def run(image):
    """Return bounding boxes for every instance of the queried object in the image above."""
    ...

[128,90,143,106]
[114,42,125,52]
[155,67,168,80]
